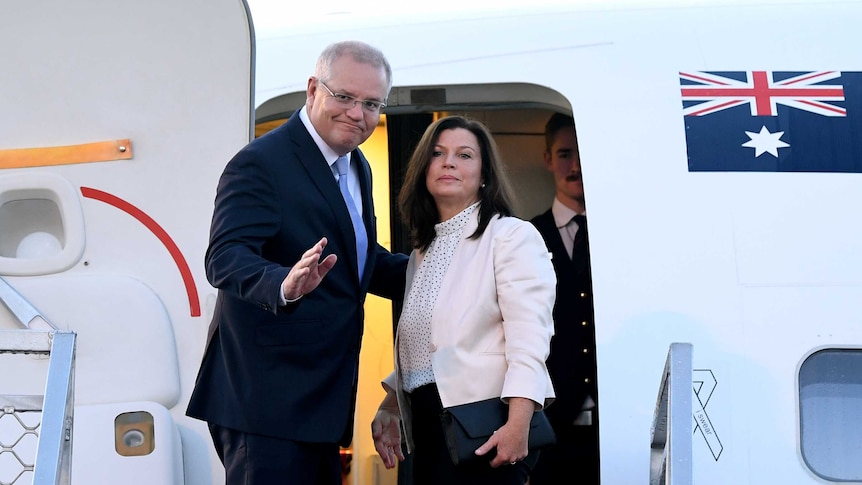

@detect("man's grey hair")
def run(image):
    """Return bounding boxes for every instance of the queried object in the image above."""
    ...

[314,40,393,93]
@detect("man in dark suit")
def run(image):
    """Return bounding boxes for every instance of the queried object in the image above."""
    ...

[186,40,408,484]
[529,113,600,484]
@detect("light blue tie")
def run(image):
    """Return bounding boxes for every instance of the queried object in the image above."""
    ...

[336,155,368,280]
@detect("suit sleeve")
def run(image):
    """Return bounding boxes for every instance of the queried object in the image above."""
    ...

[368,243,408,300]
[205,147,291,313]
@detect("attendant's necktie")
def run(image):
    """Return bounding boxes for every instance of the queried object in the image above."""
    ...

[571,214,588,273]
[336,155,368,279]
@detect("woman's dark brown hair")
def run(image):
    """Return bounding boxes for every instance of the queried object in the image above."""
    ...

[398,115,516,251]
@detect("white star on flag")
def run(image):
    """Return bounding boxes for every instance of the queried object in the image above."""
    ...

[742,126,790,158]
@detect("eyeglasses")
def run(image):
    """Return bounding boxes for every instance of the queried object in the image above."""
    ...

[317,79,387,113]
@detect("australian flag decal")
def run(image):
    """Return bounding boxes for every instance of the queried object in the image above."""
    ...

[681,71,862,172]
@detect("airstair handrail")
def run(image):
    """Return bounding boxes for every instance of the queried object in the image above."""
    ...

[0,275,57,330]
[1,275,75,485]
[649,342,693,485]
[0,330,76,485]
[33,331,76,485]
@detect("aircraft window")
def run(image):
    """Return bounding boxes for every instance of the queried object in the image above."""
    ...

[799,349,862,481]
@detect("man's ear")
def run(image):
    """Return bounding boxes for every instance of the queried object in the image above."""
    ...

[306,77,318,104]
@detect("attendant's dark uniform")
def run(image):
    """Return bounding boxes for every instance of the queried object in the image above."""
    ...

[529,210,599,484]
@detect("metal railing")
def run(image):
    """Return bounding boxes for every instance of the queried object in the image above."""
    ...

[650,342,693,485]
[1,276,76,485]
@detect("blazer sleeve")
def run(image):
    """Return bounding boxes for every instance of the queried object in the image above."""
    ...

[495,220,557,407]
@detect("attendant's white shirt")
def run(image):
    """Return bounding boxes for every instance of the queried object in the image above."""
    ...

[551,197,585,259]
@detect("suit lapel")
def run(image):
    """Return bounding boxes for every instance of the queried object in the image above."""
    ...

[534,210,570,267]
[285,116,362,282]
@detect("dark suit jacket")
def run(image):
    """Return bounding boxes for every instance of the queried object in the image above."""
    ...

[187,112,407,446]
[530,210,598,440]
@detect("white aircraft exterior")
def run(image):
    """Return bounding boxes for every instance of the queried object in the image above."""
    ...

[1,1,861,484]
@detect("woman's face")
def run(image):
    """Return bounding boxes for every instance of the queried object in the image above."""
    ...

[425,128,483,217]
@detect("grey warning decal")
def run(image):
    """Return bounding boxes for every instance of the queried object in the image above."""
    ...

[693,369,723,460]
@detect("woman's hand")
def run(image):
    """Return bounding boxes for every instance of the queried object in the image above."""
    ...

[474,397,535,467]
[372,392,405,469]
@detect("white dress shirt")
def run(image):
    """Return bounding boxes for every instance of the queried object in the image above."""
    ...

[551,197,585,260]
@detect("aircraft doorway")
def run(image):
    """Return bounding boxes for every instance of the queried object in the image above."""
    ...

[254,82,600,485]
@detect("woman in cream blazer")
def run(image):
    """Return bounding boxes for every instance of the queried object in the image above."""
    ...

[372,116,556,485]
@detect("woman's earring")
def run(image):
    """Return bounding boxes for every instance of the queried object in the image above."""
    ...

[481,183,486,189]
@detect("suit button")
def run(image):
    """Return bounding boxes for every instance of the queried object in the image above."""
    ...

[583,348,589,354]
[584,378,591,384]
[580,292,587,298]
[430,343,438,352]
[581,321,589,326]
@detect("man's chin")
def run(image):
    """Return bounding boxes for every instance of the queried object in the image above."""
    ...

[337,132,368,151]
[564,189,584,200]
[332,139,361,154]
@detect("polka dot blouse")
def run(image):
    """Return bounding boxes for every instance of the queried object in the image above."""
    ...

[399,202,480,393]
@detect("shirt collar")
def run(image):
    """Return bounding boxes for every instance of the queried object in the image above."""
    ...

[551,197,585,229]
[299,105,347,168]
[435,201,480,237]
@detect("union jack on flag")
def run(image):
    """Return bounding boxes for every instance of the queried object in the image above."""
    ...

[680,70,862,172]
[681,71,846,117]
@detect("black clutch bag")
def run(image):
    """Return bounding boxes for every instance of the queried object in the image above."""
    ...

[439,397,556,465]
